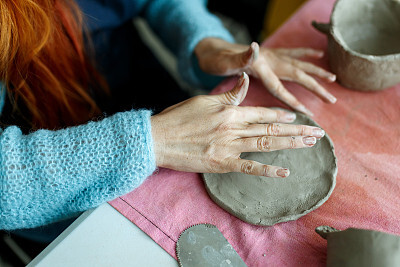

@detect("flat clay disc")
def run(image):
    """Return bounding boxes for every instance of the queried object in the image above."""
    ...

[203,111,337,226]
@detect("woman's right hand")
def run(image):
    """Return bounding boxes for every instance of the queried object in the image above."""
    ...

[151,73,325,178]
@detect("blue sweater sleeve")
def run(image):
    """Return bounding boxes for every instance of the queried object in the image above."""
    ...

[143,0,235,87]
[0,109,156,230]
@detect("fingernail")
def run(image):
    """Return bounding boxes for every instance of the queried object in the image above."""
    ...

[328,95,337,103]
[284,112,296,122]
[251,42,259,61]
[328,74,336,82]
[303,136,317,146]
[312,128,325,138]
[276,168,290,178]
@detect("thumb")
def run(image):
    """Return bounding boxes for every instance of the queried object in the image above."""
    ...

[235,42,259,69]
[217,72,249,105]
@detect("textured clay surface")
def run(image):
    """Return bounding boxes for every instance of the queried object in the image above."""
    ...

[333,0,400,56]
[176,224,246,267]
[203,112,337,226]
[327,0,400,91]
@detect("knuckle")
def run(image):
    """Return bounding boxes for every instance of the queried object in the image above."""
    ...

[309,79,320,90]
[257,136,272,151]
[204,143,217,159]
[204,147,222,171]
[220,105,239,121]
[241,161,255,175]
[289,136,297,149]
[263,165,271,177]
[293,69,303,79]
[316,67,326,76]
[209,154,220,166]
[266,123,281,136]
[254,107,266,122]
[217,104,228,113]
[288,57,298,65]
[297,125,307,136]
[216,122,232,133]
[275,110,285,122]
[271,84,284,97]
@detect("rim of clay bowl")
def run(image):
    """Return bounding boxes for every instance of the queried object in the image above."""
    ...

[330,0,400,61]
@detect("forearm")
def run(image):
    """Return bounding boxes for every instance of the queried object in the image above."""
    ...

[0,110,156,230]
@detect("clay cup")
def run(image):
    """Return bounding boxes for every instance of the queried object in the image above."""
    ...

[312,0,400,91]
[316,226,400,267]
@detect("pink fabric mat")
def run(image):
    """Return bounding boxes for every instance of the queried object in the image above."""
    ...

[110,0,400,265]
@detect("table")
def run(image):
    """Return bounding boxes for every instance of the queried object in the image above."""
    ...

[28,203,177,266]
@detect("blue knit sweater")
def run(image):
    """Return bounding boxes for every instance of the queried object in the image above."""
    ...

[0,0,233,230]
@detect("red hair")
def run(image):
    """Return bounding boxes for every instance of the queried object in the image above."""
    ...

[0,0,107,129]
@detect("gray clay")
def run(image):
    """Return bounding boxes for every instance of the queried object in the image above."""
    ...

[176,224,247,267]
[313,0,400,91]
[203,112,337,226]
[316,226,400,267]
[315,225,340,239]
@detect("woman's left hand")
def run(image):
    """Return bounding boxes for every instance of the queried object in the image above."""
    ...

[194,38,337,116]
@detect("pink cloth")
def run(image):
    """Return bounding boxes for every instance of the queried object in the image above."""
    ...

[110,0,400,265]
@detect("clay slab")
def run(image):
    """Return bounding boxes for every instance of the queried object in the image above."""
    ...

[203,112,337,226]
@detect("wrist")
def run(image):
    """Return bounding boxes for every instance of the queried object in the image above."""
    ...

[150,115,166,168]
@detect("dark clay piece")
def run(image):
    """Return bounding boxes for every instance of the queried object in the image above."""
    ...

[316,226,400,267]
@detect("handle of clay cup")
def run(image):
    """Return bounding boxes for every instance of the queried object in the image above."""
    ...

[311,21,331,35]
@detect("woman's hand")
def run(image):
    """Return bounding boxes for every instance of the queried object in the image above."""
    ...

[151,73,325,178]
[194,38,337,116]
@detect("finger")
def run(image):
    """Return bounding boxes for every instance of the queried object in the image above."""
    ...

[255,64,314,116]
[233,42,259,69]
[284,56,336,82]
[212,42,260,76]
[241,123,325,138]
[227,158,290,178]
[274,48,324,59]
[217,72,249,105]
[280,67,336,103]
[237,136,317,153]
[238,106,297,123]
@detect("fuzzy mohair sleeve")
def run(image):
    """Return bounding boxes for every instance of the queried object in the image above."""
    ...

[0,109,156,230]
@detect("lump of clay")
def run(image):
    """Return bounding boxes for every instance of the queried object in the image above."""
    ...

[203,112,337,226]
[313,0,400,91]
[316,226,400,267]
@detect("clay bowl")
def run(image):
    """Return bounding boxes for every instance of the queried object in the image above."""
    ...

[312,0,400,91]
